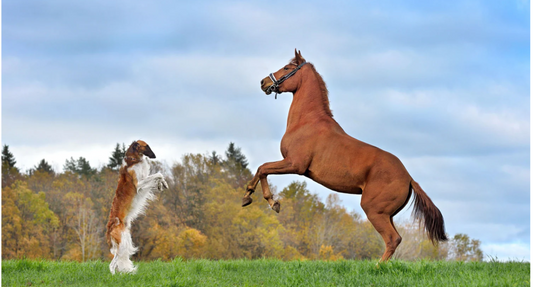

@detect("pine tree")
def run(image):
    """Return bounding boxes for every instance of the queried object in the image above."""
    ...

[209,151,222,165]
[64,157,97,178]
[107,143,126,170]
[225,142,248,169]
[2,145,17,169]
[223,142,252,188]
[2,145,21,188]
[34,159,54,175]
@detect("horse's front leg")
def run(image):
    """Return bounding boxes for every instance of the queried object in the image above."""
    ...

[242,173,261,207]
[259,177,280,213]
[242,159,303,213]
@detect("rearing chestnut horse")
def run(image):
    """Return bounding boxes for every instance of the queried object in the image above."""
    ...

[242,50,447,262]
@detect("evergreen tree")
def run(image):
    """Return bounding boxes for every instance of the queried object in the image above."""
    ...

[2,145,21,188]
[223,142,252,188]
[107,143,126,170]
[64,157,97,178]
[224,142,248,169]
[34,159,54,175]
[209,151,222,165]
[2,145,18,170]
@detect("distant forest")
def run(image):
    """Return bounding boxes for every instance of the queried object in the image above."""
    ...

[1,143,482,262]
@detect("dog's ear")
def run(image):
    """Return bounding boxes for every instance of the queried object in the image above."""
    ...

[142,144,156,159]
[129,141,140,154]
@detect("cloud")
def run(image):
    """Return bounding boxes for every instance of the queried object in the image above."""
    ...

[483,242,530,262]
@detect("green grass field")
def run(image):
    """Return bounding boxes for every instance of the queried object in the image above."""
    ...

[2,259,529,287]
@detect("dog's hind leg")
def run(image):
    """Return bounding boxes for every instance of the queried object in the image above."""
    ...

[114,229,137,274]
[109,237,122,274]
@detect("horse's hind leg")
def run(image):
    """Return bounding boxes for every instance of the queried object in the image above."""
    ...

[361,181,409,262]
[366,212,402,262]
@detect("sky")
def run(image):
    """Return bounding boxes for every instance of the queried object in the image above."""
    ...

[2,0,530,261]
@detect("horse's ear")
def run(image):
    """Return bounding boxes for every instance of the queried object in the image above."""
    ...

[294,49,305,64]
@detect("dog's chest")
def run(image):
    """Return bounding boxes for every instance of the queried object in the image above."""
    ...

[129,158,151,184]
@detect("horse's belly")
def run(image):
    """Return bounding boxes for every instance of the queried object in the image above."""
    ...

[305,170,363,195]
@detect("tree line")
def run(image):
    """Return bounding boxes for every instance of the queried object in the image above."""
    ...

[1,143,483,262]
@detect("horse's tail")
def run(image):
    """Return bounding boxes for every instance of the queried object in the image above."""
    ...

[411,180,448,244]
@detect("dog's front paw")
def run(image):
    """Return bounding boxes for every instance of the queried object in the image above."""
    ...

[158,178,169,191]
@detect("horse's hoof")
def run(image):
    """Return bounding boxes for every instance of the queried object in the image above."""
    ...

[242,197,253,207]
[272,202,280,213]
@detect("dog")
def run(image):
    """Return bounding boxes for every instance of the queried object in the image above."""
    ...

[105,140,168,274]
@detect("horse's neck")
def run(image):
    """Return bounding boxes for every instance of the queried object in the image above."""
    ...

[287,76,331,129]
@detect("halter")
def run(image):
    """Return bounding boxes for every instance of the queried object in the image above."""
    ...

[266,61,307,99]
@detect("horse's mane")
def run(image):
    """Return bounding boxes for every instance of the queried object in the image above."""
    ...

[290,58,333,118]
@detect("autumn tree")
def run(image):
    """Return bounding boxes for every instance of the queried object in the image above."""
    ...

[1,181,59,259]
[277,181,325,258]
[2,184,22,259]
[393,221,449,261]
[26,160,56,194]
[310,194,352,259]
[176,228,207,259]
[63,192,101,261]
[46,172,97,259]
[166,154,210,231]
[450,233,483,262]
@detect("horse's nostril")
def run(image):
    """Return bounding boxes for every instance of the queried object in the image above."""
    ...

[261,79,264,85]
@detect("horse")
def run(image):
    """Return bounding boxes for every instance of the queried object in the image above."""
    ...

[242,49,447,262]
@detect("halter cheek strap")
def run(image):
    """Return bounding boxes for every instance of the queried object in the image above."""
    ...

[266,61,307,99]
[268,73,279,99]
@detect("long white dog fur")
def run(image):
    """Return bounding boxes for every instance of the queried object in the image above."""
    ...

[107,141,168,274]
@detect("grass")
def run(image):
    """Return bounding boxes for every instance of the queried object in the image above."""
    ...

[2,258,529,286]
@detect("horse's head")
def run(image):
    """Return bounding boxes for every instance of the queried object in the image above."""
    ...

[261,49,307,97]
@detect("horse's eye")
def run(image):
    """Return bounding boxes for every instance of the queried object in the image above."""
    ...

[284,67,289,70]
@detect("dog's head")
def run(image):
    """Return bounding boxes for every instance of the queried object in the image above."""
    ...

[126,140,156,162]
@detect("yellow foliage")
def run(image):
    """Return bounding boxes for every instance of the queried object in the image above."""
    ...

[177,228,207,259]
[143,222,181,260]
[61,244,83,262]
[1,181,58,259]
[281,245,306,261]
[318,245,344,261]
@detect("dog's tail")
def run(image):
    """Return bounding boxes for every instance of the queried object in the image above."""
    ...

[411,180,448,244]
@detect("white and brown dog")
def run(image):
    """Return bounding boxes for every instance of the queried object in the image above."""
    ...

[105,140,168,274]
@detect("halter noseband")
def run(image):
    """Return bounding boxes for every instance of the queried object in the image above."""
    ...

[266,61,307,99]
